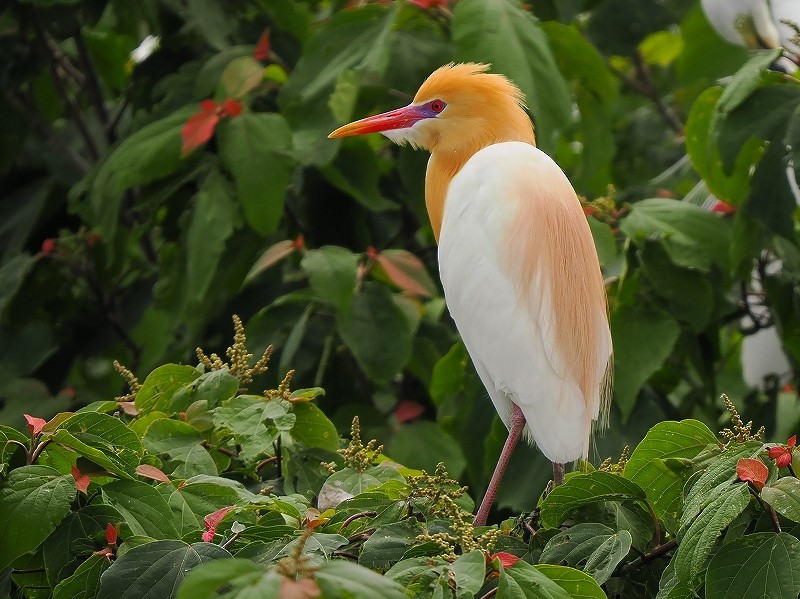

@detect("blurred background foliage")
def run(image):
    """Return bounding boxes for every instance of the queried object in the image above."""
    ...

[1,0,798,516]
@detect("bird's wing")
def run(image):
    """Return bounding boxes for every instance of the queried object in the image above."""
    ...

[438,142,612,462]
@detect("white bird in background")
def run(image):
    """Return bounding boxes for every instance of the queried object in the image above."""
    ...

[701,0,800,72]
[330,64,613,525]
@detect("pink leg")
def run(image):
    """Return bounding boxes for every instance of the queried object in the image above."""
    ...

[474,404,526,526]
[552,462,565,486]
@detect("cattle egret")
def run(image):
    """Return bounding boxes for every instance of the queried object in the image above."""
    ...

[329,63,613,525]
[701,0,800,72]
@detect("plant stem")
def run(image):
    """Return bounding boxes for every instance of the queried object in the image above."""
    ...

[617,538,678,575]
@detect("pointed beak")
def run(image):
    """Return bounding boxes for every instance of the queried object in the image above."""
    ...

[328,104,431,138]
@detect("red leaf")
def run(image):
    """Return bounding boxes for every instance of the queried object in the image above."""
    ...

[24,414,47,436]
[204,506,235,531]
[408,0,449,8]
[490,552,520,568]
[736,458,768,490]
[789,435,797,449]
[118,401,139,416]
[375,249,436,297]
[253,29,271,61]
[220,98,243,118]
[41,239,56,255]
[136,464,170,483]
[245,239,297,281]
[181,102,221,156]
[394,400,425,424]
[71,465,91,494]
[202,529,216,543]
[768,446,793,468]
[710,200,736,215]
[106,523,119,545]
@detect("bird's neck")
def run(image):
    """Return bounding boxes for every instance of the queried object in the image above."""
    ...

[425,132,535,242]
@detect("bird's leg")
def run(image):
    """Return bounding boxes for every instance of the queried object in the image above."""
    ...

[474,403,526,526]
[552,462,565,486]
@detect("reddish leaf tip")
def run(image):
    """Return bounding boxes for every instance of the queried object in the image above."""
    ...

[737,457,768,490]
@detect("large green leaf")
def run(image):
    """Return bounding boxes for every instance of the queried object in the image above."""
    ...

[452,0,572,153]
[42,504,121,586]
[103,479,181,540]
[358,519,422,569]
[623,419,718,523]
[53,412,144,477]
[539,471,647,528]
[673,483,750,585]
[336,282,414,383]
[216,113,294,235]
[135,364,202,414]
[498,559,573,598]
[300,246,359,315]
[279,4,400,165]
[97,540,231,599]
[386,421,466,479]
[52,554,111,599]
[761,477,800,523]
[0,254,36,315]
[534,564,609,599]
[212,396,293,464]
[175,558,280,599]
[289,401,339,452]
[182,168,240,324]
[0,465,75,570]
[88,108,193,238]
[610,303,681,420]
[620,199,732,272]
[685,86,762,206]
[705,533,800,599]
[315,561,407,599]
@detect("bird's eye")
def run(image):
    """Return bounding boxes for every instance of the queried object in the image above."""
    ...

[429,99,446,114]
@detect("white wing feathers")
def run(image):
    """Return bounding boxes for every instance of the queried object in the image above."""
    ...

[438,142,612,463]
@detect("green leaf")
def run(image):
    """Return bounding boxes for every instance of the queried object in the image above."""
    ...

[43,504,121,586]
[143,418,204,456]
[386,421,466,479]
[685,86,763,205]
[336,282,413,383]
[0,424,30,464]
[451,550,487,596]
[705,532,800,599]
[498,559,572,598]
[0,465,75,570]
[216,113,294,235]
[321,142,399,211]
[175,558,279,599]
[300,246,359,315]
[103,479,181,540]
[534,564,609,599]
[163,479,242,535]
[541,22,618,193]
[52,554,110,599]
[452,0,572,153]
[681,443,762,529]
[220,56,264,98]
[359,519,422,569]
[673,483,750,585]
[314,560,407,599]
[623,419,718,523]
[620,199,732,272]
[322,464,405,498]
[53,412,144,477]
[279,4,400,165]
[96,540,231,599]
[170,369,240,412]
[539,471,647,528]
[289,401,339,452]
[610,304,681,420]
[540,523,616,566]
[182,169,240,326]
[88,109,192,238]
[587,217,617,267]
[135,364,201,414]
[761,477,800,523]
[714,50,783,117]
[212,396,292,464]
